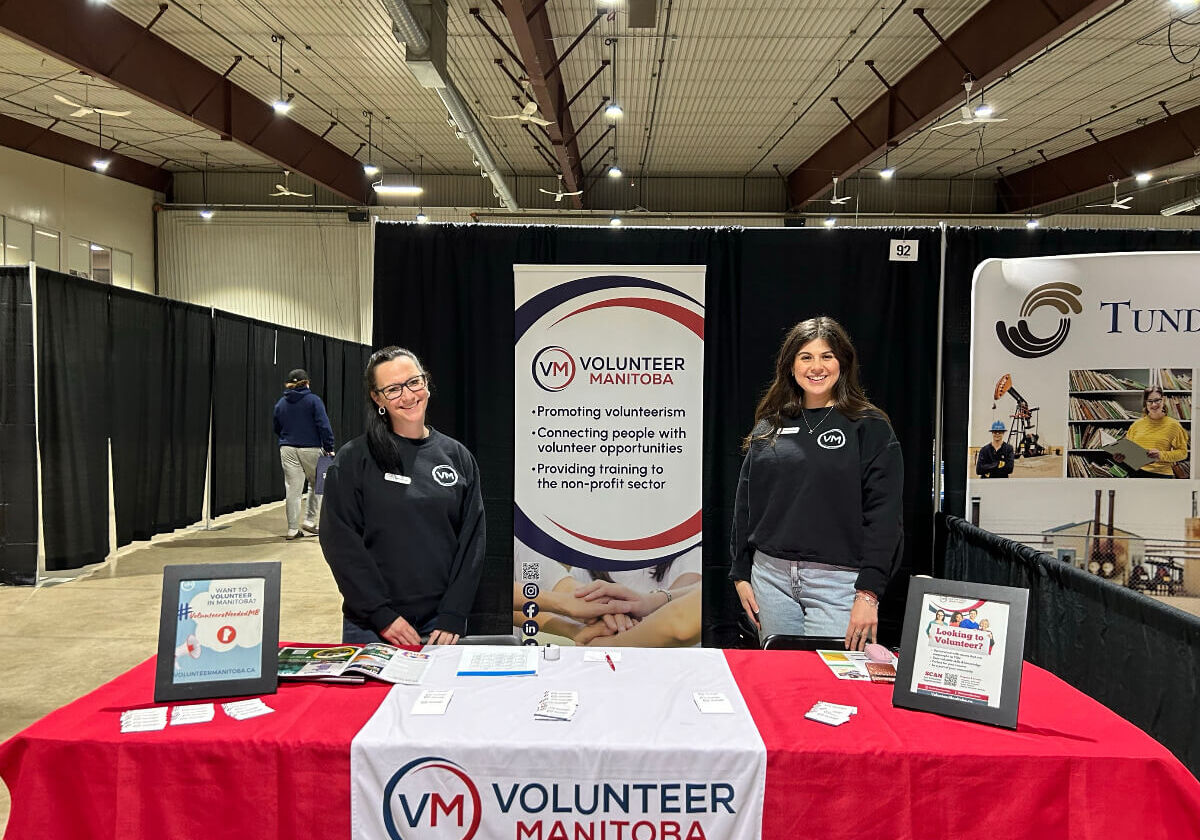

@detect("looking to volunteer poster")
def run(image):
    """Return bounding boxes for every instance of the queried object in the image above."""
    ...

[514,266,705,647]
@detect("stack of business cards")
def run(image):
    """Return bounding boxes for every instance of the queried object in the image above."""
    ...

[411,689,454,715]
[169,703,216,726]
[804,701,858,727]
[535,690,579,721]
[221,698,275,720]
[120,707,168,733]
[692,691,734,714]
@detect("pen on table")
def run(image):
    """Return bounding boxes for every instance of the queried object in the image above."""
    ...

[605,653,616,672]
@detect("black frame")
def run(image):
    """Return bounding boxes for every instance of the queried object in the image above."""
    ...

[154,562,281,703]
[892,577,1028,729]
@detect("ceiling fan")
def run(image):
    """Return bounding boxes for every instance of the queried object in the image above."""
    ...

[53,93,131,118]
[486,100,553,127]
[930,80,1007,132]
[537,174,583,202]
[1085,180,1133,210]
[271,171,312,197]
[818,176,852,205]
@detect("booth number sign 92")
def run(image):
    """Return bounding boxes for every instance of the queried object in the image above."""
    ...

[889,239,918,262]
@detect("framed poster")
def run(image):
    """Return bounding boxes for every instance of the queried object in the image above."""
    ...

[154,562,281,703]
[892,577,1028,729]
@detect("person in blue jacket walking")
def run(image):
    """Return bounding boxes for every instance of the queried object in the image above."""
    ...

[273,368,335,540]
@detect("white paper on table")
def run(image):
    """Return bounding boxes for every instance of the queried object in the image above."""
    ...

[120,707,168,733]
[457,646,539,676]
[169,703,216,725]
[693,691,735,714]
[582,650,622,662]
[411,689,455,715]
[222,699,275,720]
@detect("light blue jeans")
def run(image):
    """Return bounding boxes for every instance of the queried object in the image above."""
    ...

[750,550,858,642]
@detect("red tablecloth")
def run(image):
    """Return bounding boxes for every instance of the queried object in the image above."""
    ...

[3,651,1198,840]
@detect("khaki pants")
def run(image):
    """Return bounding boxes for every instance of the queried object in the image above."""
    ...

[280,446,321,531]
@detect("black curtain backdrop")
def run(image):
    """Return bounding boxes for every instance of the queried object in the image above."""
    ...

[941,228,1200,518]
[109,289,211,545]
[373,224,942,645]
[211,313,253,516]
[37,269,111,571]
[937,513,1200,777]
[0,267,36,584]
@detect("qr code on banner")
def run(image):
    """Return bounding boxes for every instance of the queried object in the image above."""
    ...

[943,674,958,687]
[521,562,539,581]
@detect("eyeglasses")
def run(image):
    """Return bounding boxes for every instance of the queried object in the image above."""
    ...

[1146,398,1164,405]
[376,375,427,400]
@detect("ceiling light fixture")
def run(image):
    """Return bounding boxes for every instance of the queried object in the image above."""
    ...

[605,37,622,120]
[416,212,428,224]
[880,167,895,180]
[92,158,110,173]
[1135,172,1153,184]
[363,111,379,177]
[823,216,836,227]
[973,102,994,118]
[271,35,293,114]
[92,111,109,172]
[609,214,622,226]
[1161,195,1200,215]
[199,152,213,219]
[372,182,423,196]
[1025,217,1039,229]
[608,163,623,178]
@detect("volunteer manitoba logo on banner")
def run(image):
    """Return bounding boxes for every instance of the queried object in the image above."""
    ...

[513,266,705,647]
[994,281,1083,359]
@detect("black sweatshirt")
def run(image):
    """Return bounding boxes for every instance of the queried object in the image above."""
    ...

[318,429,486,636]
[975,441,1014,478]
[729,408,904,597]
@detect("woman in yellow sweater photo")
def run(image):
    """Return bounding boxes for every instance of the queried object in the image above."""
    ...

[1117,386,1190,479]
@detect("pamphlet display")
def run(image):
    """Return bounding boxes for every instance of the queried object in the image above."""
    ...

[154,562,281,703]
[277,644,432,685]
[892,577,1028,729]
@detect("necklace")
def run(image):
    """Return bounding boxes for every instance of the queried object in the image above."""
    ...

[802,405,836,435]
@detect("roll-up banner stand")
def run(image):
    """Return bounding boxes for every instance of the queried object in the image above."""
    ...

[514,266,706,646]
[968,253,1199,593]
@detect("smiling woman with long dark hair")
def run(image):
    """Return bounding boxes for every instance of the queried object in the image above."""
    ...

[319,346,485,646]
[730,316,904,651]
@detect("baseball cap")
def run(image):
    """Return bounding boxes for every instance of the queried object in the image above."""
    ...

[286,368,309,384]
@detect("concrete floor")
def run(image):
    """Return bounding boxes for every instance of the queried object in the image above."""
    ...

[0,502,344,833]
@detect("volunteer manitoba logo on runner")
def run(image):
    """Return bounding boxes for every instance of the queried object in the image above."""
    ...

[995,282,1083,359]
[532,346,576,392]
[383,757,482,840]
[382,757,740,840]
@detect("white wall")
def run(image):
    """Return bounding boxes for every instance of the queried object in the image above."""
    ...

[157,210,373,343]
[0,145,159,292]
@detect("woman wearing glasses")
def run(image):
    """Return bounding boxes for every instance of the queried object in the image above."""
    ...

[319,346,485,645]
[1118,386,1189,478]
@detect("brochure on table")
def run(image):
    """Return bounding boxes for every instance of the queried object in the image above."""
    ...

[277,644,432,685]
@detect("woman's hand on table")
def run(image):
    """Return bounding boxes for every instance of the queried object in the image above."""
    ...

[379,616,421,647]
[426,629,460,646]
[844,591,878,651]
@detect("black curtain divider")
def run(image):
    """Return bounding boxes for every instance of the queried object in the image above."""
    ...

[941,228,1200,519]
[211,313,253,515]
[373,224,942,645]
[36,269,111,571]
[937,512,1200,777]
[109,290,211,545]
[0,267,37,584]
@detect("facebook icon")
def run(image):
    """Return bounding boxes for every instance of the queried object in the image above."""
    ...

[522,601,539,619]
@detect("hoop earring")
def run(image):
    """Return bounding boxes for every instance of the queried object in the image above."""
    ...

[378,405,386,416]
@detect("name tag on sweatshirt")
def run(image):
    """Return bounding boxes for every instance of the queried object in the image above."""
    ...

[384,473,411,484]
[779,427,800,435]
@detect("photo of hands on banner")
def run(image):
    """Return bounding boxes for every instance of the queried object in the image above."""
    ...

[515,551,701,647]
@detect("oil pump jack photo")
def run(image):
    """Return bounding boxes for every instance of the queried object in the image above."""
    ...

[993,374,1047,459]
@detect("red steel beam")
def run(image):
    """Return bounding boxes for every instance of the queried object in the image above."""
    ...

[786,0,1116,209]
[998,103,1200,210]
[0,0,371,204]
[503,0,585,208]
[0,112,171,192]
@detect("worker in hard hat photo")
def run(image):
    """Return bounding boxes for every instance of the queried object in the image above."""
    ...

[976,420,1016,478]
